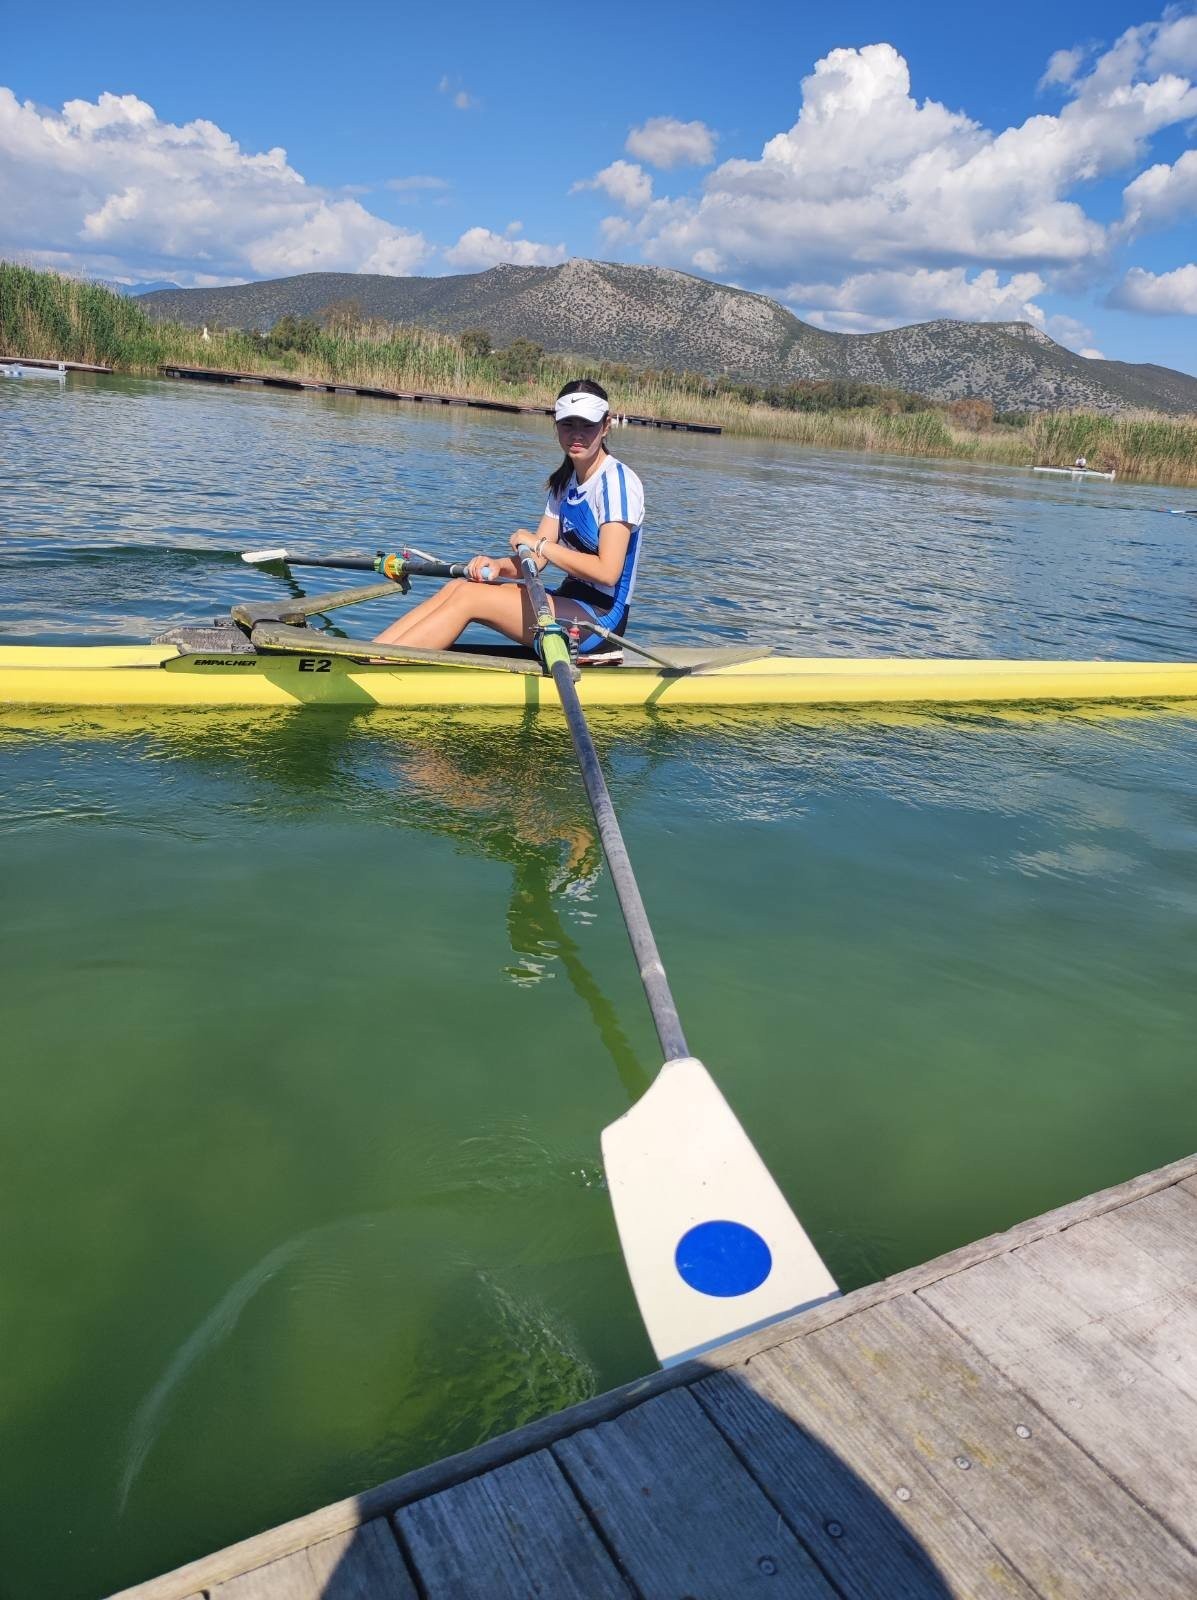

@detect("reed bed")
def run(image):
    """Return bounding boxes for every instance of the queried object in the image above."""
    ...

[5,263,1197,485]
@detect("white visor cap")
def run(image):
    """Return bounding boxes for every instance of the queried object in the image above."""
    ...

[554,392,609,424]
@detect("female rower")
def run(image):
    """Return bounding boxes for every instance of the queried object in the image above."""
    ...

[373,378,643,655]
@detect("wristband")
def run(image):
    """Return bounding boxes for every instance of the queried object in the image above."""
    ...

[534,537,547,558]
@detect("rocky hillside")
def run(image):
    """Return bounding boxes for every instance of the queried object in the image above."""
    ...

[138,259,1197,415]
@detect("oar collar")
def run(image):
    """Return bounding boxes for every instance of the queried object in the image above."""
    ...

[375,552,411,591]
[533,615,578,678]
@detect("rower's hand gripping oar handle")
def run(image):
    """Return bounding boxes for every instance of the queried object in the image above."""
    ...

[514,543,580,680]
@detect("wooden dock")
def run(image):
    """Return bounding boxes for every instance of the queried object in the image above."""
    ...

[158,364,721,433]
[108,1148,1197,1598]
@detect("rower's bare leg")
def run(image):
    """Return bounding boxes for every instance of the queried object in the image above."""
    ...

[374,580,534,649]
[374,582,597,652]
[373,581,463,644]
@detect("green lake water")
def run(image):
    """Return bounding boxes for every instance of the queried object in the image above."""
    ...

[2,375,1196,1598]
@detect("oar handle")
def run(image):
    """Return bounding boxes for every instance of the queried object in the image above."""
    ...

[514,543,689,1062]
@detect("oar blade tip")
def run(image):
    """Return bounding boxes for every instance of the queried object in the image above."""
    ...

[241,547,289,565]
[601,1056,839,1366]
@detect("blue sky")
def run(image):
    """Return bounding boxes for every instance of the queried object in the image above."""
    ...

[3,0,1196,373]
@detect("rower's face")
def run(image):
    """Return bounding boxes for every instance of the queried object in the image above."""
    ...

[556,414,608,469]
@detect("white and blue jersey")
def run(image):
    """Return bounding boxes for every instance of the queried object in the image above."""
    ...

[545,454,644,650]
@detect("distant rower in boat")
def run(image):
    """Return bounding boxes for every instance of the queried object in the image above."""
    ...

[373,378,643,656]
[1075,455,1088,469]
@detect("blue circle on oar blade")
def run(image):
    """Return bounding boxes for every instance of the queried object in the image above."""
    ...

[675,1220,773,1298]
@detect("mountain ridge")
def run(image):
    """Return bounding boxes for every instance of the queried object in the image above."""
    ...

[137,259,1197,415]
[94,278,183,297]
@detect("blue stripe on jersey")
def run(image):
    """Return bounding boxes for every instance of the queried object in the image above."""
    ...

[610,525,640,613]
[559,493,601,553]
[554,458,642,610]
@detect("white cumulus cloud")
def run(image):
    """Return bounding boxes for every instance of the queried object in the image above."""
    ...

[1144,8,1197,72]
[781,267,1049,332]
[571,160,653,209]
[1044,311,1103,353]
[443,225,566,270]
[604,21,1197,328]
[0,87,429,284]
[625,117,716,168]
[1110,263,1197,313]
[1040,46,1087,89]
[1120,147,1197,234]
[247,200,428,277]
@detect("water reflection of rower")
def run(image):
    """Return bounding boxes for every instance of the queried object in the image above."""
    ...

[122,705,659,1104]
[378,719,656,1104]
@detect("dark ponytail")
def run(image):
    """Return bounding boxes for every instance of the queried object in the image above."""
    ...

[547,377,611,499]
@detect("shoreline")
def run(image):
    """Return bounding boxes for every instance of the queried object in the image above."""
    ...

[4,262,1197,486]
[70,355,1197,489]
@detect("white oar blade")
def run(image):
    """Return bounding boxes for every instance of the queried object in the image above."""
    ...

[241,547,289,565]
[602,1057,839,1367]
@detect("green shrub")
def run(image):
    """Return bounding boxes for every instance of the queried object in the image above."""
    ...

[268,314,321,353]
[496,337,544,382]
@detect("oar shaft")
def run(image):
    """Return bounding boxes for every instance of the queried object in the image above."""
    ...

[279,553,380,571]
[386,555,469,581]
[515,544,688,1062]
[253,551,470,580]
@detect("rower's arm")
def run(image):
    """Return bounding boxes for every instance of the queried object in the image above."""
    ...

[501,513,560,577]
[543,521,632,589]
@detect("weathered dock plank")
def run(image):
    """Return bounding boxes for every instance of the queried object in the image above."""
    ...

[820,1294,1197,1595]
[210,1520,414,1598]
[698,1347,1034,1598]
[1107,1178,1197,1289]
[923,1210,1197,1546]
[395,1451,630,1598]
[105,1150,1197,1600]
[555,1387,836,1597]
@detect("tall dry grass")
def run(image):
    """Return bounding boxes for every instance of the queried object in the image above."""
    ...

[5,262,1197,484]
